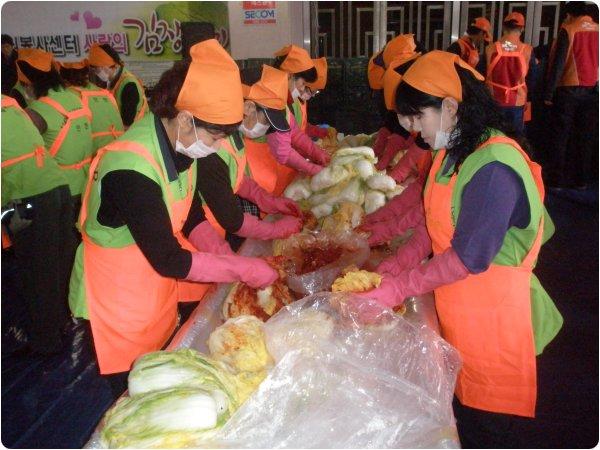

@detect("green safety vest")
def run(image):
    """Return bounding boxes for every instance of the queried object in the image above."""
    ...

[69,113,197,319]
[429,130,563,354]
[1,95,68,207]
[70,84,124,152]
[28,87,94,196]
[111,68,148,124]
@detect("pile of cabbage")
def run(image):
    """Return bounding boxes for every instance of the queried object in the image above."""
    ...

[100,317,272,449]
[284,146,405,227]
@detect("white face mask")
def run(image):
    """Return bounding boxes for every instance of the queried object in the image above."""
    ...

[433,105,453,150]
[300,90,312,102]
[96,68,111,83]
[175,121,219,159]
[239,121,270,139]
[291,87,301,101]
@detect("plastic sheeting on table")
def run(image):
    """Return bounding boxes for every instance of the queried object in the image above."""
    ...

[86,237,462,449]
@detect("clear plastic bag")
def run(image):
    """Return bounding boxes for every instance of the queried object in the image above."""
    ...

[205,293,462,449]
[276,231,371,296]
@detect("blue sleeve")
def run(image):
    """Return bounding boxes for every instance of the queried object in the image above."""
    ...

[451,162,530,274]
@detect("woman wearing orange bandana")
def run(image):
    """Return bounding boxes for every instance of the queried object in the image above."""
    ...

[355,51,563,446]
[68,40,278,395]
[87,43,148,128]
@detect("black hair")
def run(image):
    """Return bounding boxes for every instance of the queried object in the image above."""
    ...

[564,1,588,17]
[150,60,240,134]
[395,63,526,172]
[98,44,122,66]
[60,66,89,87]
[272,55,318,82]
[466,25,485,36]
[503,20,523,32]
[1,34,14,46]
[16,60,64,98]
[239,66,262,85]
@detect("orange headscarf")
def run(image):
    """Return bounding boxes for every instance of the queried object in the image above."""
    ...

[59,59,89,70]
[176,39,243,125]
[401,50,484,102]
[504,12,525,27]
[88,44,116,67]
[382,34,417,67]
[242,65,288,110]
[383,53,420,110]
[274,45,315,74]
[306,57,327,90]
[16,48,54,84]
[368,52,386,90]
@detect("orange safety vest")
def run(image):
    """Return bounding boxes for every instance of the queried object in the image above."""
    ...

[457,36,480,68]
[244,136,279,195]
[80,140,207,374]
[424,135,543,418]
[70,86,124,141]
[486,39,532,107]
[36,96,92,170]
[203,138,248,238]
[553,16,599,87]
[111,71,149,123]
[2,224,11,250]
[299,101,308,132]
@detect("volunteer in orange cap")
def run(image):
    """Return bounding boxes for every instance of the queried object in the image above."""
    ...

[350,50,563,446]
[68,39,278,393]
[359,54,433,248]
[483,12,537,135]
[87,43,148,128]
[194,64,303,248]
[447,17,491,70]
[273,45,330,177]
[58,59,124,152]
[297,57,332,139]
[16,48,93,222]
[367,34,425,160]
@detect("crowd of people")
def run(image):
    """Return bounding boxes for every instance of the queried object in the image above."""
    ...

[1,2,597,447]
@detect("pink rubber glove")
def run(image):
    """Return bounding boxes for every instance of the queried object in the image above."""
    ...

[187,221,234,255]
[362,202,425,246]
[362,181,424,226]
[373,126,391,158]
[356,247,469,308]
[185,252,278,289]
[266,130,324,175]
[306,122,328,139]
[375,133,413,171]
[388,141,431,184]
[237,177,302,217]
[236,213,302,240]
[377,220,432,275]
[290,115,331,166]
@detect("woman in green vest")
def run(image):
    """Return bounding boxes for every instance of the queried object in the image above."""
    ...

[59,59,124,152]
[353,51,563,447]
[68,40,278,395]
[1,95,75,354]
[87,43,148,128]
[16,48,94,231]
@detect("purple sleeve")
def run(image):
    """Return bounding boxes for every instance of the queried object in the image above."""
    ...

[451,162,530,274]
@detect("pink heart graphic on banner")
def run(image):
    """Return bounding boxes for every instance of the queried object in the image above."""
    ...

[83,11,102,29]
[70,11,79,21]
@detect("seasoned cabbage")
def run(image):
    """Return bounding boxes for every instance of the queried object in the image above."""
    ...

[284,178,312,201]
[386,184,406,200]
[367,173,397,192]
[310,165,350,192]
[333,146,375,160]
[311,203,334,219]
[353,159,375,179]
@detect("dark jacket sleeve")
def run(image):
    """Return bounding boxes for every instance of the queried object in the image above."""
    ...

[195,153,244,233]
[447,41,462,56]
[10,88,28,109]
[526,51,540,100]
[544,29,570,101]
[97,170,195,279]
[119,82,140,126]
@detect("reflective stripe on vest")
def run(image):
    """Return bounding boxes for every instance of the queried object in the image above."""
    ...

[486,41,529,105]
[424,135,543,417]
[36,96,89,159]
[458,37,480,68]
[1,97,45,169]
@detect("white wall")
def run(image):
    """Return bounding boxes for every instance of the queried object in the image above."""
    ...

[227,1,307,60]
